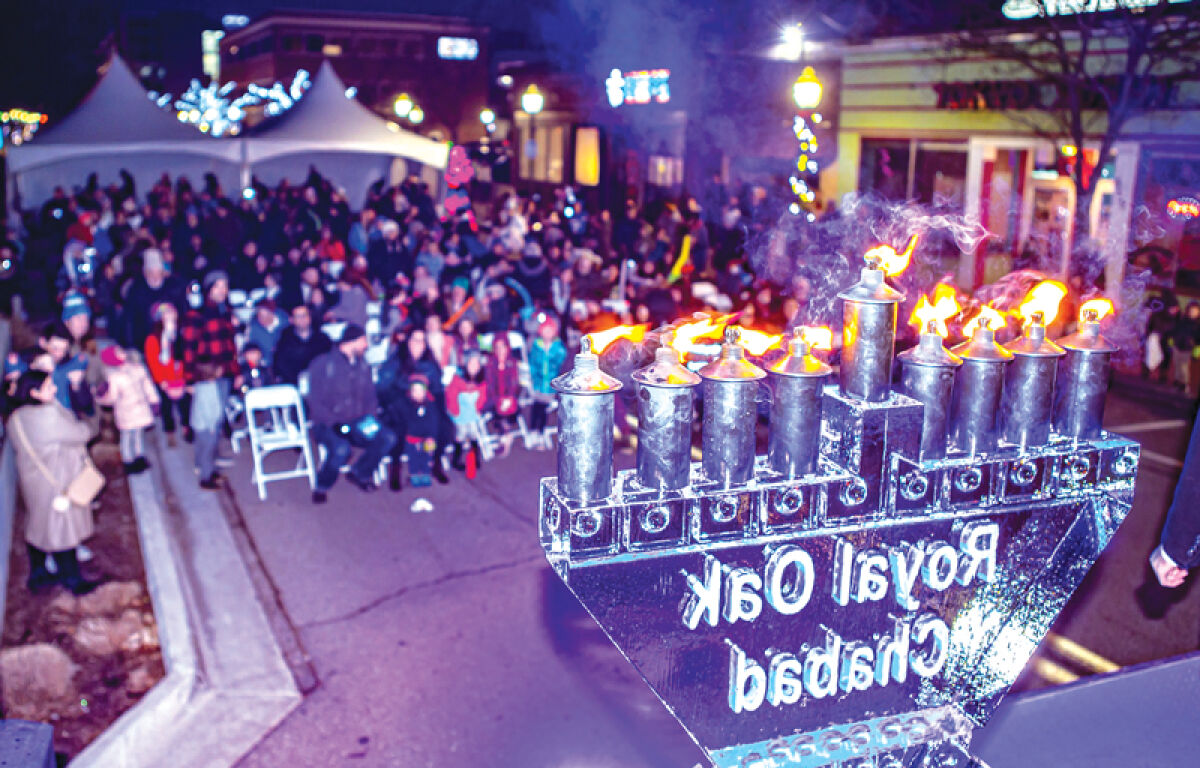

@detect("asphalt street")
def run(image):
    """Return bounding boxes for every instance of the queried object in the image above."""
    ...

[188,384,1200,768]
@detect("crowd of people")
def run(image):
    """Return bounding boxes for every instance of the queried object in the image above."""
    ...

[0,168,800,591]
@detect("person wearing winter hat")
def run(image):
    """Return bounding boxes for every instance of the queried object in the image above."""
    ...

[96,345,160,474]
[305,324,397,503]
[61,291,91,344]
[394,373,441,487]
[180,269,240,489]
[122,247,185,350]
[144,301,191,446]
[527,313,566,449]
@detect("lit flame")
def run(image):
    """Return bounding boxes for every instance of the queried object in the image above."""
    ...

[1017,280,1068,327]
[670,314,734,357]
[908,283,961,338]
[963,305,1006,337]
[587,324,647,353]
[738,328,784,356]
[1079,298,1114,322]
[800,326,833,351]
[864,234,919,277]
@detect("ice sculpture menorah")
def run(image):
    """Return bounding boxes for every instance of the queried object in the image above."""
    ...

[539,252,1138,768]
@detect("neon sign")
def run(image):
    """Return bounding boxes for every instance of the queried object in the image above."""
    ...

[606,69,671,107]
[1168,197,1200,220]
[437,37,479,61]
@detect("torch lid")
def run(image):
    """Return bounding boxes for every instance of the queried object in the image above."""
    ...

[951,327,1014,362]
[768,330,833,377]
[551,337,624,395]
[1058,320,1118,354]
[836,262,905,304]
[699,327,767,381]
[632,337,702,388]
[898,332,962,368]
[1005,322,1066,358]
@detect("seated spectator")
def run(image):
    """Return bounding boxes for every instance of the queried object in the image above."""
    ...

[315,226,346,263]
[273,304,332,386]
[305,324,396,503]
[377,328,449,491]
[247,298,288,369]
[240,342,275,391]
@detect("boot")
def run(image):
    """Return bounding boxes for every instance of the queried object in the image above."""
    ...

[56,549,102,595]
[451,443,466,471]
[465,442,478,480]
[26,545,55,592]
[388,458,403,492]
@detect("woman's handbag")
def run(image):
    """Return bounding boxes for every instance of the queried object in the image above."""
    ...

[10,412,106,509]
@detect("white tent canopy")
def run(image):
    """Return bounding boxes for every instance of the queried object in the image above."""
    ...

[243,61,449,205]
[7,56,241,204]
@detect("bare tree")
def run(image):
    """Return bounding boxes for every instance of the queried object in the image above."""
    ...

[950,0,1200,241]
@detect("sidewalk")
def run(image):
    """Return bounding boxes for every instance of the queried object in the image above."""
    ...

[157,437,705,768]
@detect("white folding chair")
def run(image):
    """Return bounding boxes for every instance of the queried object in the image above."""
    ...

[229,289,248,308]
[245,385,316,500]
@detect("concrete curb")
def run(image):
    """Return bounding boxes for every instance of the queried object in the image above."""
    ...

[70,429,300,768]
[0,440,15,629]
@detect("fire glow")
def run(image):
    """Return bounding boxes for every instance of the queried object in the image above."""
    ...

[1079,298,1114,322]
[909,284,961,338]
[864,234,918,277]
[738,328,784,356]
[670,314,736,358]
[964,305,1006,337]
[800,326,834,351]
[588,324,648,353]
[1017,280,1068,327]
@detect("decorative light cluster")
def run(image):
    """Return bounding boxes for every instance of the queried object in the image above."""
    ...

[393,93,425,125]
[788,114,821,219]
[163,70,315,136]
[1,108,47,146]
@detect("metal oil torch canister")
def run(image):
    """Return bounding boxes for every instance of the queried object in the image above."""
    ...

[699,327,767,487]
[1001,313,1065,449]
[1052,310,1118,440]
[631,336,702,491]
[551,337,623,503]
[837,257,906,402]
[767,330,832,478]
[950,326,1013,455]
[897,323,962,461]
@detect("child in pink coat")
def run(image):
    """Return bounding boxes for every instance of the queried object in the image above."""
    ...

[98,345,160,474]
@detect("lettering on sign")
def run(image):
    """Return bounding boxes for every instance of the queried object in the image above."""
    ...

[933,77,1178,111]
[677,521,1001,713]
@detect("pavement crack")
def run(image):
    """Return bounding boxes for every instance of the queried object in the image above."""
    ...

[299,553,544,630]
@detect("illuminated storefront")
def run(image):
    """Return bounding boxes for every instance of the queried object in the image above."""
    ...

[831,35,1200,297]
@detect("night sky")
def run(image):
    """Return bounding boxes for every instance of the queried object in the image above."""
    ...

[0,0,980,119]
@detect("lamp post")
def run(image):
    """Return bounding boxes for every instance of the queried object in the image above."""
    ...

[393,93,414,119]
[792,66,823,111]
[521,84,545,115]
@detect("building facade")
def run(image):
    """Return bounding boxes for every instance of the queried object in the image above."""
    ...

[219,11,490,144]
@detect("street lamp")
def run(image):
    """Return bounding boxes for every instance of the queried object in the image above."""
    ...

[394,93,414,119]
[408,106,425,125]
[521,84,545,115]
[480,108,496,125]
[792,66,823,110]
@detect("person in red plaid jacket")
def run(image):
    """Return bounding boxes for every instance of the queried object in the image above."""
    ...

[181,270,241,489]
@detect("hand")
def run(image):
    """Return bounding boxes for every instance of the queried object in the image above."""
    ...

[233,375,245,390]
[1151,546,1188,588]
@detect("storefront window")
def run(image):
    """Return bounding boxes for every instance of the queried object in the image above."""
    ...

[860,139,967,209]
[859,139,910,200]
[1142,154,1200,293]
[647,155,683,188]
[520,123,566,184]
[914,145,967,209]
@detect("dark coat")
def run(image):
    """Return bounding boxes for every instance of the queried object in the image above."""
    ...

[304,348,378,428]
[273,326,332,385]
[1160,417,1200,568]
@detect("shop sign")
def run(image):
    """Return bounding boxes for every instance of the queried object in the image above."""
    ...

[437,37,479,61]
[1003,0,1192,19]
[606,69,671,107]
[934,76,1177,111]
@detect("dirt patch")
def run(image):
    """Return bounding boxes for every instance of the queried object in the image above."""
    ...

[2,442,164,761]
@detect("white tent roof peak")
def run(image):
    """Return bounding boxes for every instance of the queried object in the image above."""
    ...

[30,54,206,145]
[247,59,449,170]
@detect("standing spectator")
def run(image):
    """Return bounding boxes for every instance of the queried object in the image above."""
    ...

[7,371,100,594]
[1170,301,1200,393]
[1150,417,1200,588]
[315,225,346,263]
[396,374,440,487]
[446,350,488,476]
[96,346,159,474]
[181,270,241,490]
[305,325,396,503]
[39,322,93,417]
[273,304,332,386]
[144,302,191,445]
[485,334,522,446]
[527,315,566,449]
[122,248,184,349]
